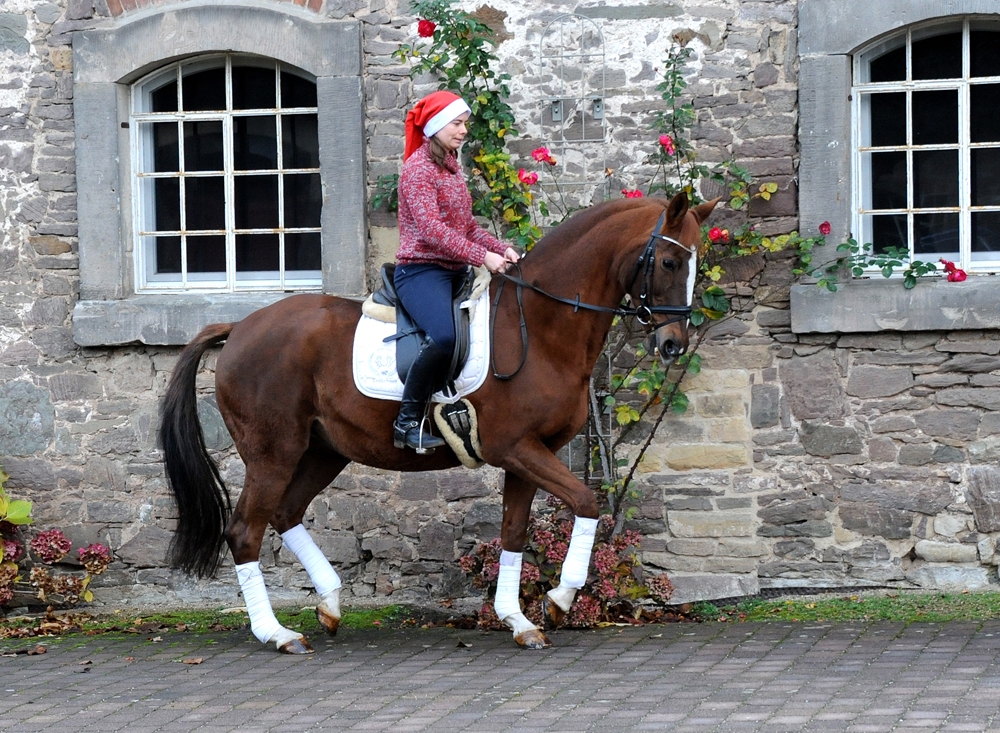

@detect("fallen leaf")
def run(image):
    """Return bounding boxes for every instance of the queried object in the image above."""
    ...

[28,645,46,655]
[124,657,134,661]
[79,660,92,665]
[182,658,203,665]
[456,639,472,648]
[149,636,163,643]
[650,634,663,638]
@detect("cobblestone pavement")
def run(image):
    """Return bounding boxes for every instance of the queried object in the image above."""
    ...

[1,620,1000,732]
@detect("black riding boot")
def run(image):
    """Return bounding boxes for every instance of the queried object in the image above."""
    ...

[394,341,449,453]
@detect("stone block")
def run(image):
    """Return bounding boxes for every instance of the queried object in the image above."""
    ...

[970,437,1000,464]
[462,500,501,540]
[417,521,456,562]
[117,525,172,567]
[717,538,769,557]
[757,520,833,538]
[441,471,492,502]
[664,444,749,470]
[979,536,995,564]
[846,366,914,398]
[696,393,746,418]
[839,483,951,516]
[905,564,992,591]
[799,421,863,457]
[310,532,361,566]
[915,540,977,564]
[750,384,781,428]
[665,539,715,557]
[940,355,1000,373]
[668,510,754,538]
[753,62,779,88]
[361,536,413,561]
[871,415,917,433]
[780,351,848,420]
[774,538,815,559]
[758,496,830,525]
[966,467,1000,532]
[397,474,437,501]
[197,397,233,451]
[661,573,759,605]
[839,503,913,539]
[353,501,397,534]
[938,388,1000,411]
[0,380,55,456]
[898,443,934,466]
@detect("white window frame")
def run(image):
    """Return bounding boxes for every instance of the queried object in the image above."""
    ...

[852,18,1000,274]
[132,54,323,293]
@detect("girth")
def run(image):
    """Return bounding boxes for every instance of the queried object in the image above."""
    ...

[372,263,476,393]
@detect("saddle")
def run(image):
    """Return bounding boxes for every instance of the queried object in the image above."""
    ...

[371,263,476,394]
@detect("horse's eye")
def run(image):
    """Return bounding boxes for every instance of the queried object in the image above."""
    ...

[661,258,677,272]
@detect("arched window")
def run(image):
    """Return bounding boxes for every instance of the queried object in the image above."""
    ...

[855,20,1000,271]
[133,55,321,292]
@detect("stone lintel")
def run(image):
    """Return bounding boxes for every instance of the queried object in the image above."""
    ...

[791,278,1000,334]
[665,573,759,605]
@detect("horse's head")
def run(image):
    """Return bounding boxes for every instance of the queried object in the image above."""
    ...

[625,193,719,364]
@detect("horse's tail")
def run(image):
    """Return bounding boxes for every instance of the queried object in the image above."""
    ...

[159,323,234,578]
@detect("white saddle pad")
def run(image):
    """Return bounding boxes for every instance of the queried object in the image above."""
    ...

[353,289,491,404]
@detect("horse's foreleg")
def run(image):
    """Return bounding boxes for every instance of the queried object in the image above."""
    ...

[280,525,342,635]
[500,440,600,629]
[495,472,551,649]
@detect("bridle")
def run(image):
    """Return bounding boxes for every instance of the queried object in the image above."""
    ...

[491,208,697,380]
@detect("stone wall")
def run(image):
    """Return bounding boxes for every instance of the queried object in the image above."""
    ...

[3,0,998,616]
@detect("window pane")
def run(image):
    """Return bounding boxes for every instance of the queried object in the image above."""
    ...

[182,67,226,112]
[186,235,227,273]
[971,85,1000,143]
[972,211,1000,254]
[138,121,178,173]
[150,78,178,113]
[284,173,322,228]
[235,234,279,272]
[232,65,276,110]
[282,115,320,168]
[184,121,224,172]
[912,32,962,80]
[914,212,959,255]
[868,151,906,210]
[185,177,226,230]
[971,31,1000,78]
[234,175,279,229]
[871,214,908,254]
[281,71,317,108]
[869,46,905,83]
[154,178,180,231]
[234,116,278,171]
[285,232,322,272]
[155,236,181,274]
[972,148,1000,206]
[914,150,959,208]
[868,93,906,147]
[912,90,958,145]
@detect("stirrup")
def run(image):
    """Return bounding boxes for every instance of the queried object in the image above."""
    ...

[394,416,445,454]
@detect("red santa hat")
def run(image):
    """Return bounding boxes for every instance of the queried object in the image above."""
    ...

[404,90,472,161]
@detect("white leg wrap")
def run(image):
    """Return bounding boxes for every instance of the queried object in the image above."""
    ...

[318,587,341,619]
[547,584,578,613]
[559,516,598,589]
[235,561,287,645]
[502,611,538,636]
[280,524,342,597]
[493,550,523,621]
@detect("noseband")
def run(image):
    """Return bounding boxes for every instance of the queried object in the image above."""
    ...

[491,209,697,379]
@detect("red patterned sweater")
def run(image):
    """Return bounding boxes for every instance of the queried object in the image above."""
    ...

[396,141,508,270]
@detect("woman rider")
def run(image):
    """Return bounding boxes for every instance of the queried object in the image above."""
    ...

[393,90,520,452]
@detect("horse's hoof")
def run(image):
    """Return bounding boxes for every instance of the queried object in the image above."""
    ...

[277,636,314,655]
[316,606,341,636]
[542,595,567,628]
[514,629,552,649]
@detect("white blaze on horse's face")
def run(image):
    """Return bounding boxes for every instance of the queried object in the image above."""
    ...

[685,247,697,312]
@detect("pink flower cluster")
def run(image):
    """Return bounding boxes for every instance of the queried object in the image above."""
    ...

[30,529,71,565]
[531,147,557,166]
[2,538,23,563]
[646,574,674,603]
[659,134,675,155]
[621,188,644,199]
[518,169,538,186]
[940,259,968,282]
[78,544,112,575]
[708,227,729,243]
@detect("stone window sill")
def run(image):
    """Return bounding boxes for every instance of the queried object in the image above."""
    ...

[72,294,307,346]
[790,277,1000,334]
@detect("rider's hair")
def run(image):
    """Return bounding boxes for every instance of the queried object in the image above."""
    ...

[427,136,454,169]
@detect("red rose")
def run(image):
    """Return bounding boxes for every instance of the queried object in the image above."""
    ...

[417,19,436,37]
[621,188,643,199]
[517,168,538,185]
[818,221,831,236]
[948,269,967,282]
[708,227,724,242]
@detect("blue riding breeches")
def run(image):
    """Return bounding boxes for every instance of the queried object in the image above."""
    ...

[393,263,466,355]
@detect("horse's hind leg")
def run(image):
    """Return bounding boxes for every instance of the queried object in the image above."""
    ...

[270,446,350,637]
[227,458,318,654]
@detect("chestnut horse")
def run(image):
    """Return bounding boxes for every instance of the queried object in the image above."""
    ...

[159,193,717,653]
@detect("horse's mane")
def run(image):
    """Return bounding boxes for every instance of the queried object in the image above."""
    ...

[526,197,670,260]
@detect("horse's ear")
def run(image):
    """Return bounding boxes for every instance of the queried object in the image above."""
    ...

[692,197,722,224]
[665,192,690,229]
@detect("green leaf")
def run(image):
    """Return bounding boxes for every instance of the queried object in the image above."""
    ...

[604,395,615,406]
[4,499,32,525]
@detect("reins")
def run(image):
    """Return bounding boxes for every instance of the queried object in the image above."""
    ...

[490,209,696,380]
